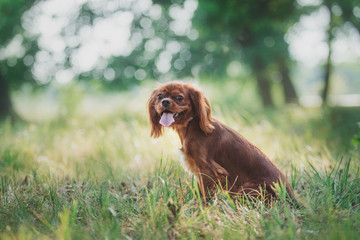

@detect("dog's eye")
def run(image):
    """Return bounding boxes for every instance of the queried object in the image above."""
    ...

[176,95,184,101]
[157,94,164,100]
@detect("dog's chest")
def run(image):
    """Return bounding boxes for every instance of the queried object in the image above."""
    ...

[179,144,199,174]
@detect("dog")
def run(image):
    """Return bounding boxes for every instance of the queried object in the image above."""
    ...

[148,81,296,204]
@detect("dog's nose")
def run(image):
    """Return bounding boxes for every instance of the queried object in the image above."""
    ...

[162,99,171,107]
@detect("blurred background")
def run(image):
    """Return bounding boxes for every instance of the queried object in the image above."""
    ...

[1,0,360,122]
[1,2,360,238]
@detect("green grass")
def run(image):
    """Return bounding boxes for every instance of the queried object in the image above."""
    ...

[1,82,360,239]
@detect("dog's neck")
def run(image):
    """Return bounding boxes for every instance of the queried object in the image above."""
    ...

[172,117,194,145]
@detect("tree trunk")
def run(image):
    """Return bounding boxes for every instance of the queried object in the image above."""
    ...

[322,52,332,104]
[0,69,20,122]
[0,69,13,119]
[322,48,332,104]
[278,58,298,104]
[252,58,274,108]
[322,0,334,104]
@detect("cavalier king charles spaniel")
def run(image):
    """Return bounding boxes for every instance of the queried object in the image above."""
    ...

[148,82,296,204]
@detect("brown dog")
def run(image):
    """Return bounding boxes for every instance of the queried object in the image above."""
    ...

[148,82,296,203]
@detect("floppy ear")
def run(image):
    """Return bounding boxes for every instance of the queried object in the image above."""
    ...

[148,90,163,138]
[189,86,215,134]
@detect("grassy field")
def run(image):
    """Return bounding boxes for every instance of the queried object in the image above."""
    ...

[1,81,360,239]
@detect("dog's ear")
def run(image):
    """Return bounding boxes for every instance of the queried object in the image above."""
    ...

[148,89,163,138]
[189,86,214,134]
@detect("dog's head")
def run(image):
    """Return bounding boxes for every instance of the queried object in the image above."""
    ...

[148,82,214,138]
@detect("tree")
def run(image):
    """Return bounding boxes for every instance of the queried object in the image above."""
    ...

[155,0,301,107]
[320,0,360,104]
[14,0,195,88]
[322,0,335,103]
[0,0,38,119]
[1,0,200,120]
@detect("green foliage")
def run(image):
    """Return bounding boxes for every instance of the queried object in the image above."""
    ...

[0,0,38,91]
[1,0,360,93]
[0,0,35,46]
[333,0,360,34]
[191,0,298,67]
[1,0,302,91]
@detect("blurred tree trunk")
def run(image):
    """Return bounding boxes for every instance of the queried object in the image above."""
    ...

[322,49,332,104]
[278,58,298,104]
[0,69,15,119]
[322,0,334,104]
[252,58,274,107]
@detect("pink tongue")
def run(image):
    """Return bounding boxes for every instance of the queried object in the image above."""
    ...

[159,112,175,127]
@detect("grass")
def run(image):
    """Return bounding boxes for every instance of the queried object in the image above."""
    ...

[1,81,360,239]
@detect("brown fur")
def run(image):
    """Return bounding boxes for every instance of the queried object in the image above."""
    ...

[148,82,296,203]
